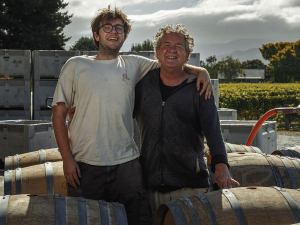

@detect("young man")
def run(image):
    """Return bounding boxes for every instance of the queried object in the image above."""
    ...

[52,8,212,225]
[134,24,239,222]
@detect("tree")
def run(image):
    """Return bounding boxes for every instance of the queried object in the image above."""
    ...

[241,59,266,69]
[201,55,219,79]
[259,40,300,82]
[69,37,98,51]
[217,56,243,82]
[130,39,154,52]
[0,0,72,50]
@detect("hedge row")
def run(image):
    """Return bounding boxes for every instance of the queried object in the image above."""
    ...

[219,83,300,129]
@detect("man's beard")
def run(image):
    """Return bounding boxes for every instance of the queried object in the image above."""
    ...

[98,39,123,56]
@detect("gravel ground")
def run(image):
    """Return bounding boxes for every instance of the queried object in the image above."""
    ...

[0,133,299,196]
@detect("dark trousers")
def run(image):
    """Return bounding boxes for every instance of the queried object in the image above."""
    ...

[68,158,150,225]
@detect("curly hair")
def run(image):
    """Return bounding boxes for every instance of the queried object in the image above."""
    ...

[153,24,194,60]
[91,7,132,48]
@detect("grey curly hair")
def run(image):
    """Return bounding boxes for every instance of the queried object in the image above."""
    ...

[153,24,194,60]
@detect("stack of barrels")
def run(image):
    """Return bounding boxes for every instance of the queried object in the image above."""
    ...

[154,143,300,225]
[1,148,128,225]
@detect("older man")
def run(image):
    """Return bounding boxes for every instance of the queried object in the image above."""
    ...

[134,24,239,221]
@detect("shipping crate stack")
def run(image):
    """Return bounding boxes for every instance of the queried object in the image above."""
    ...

[0,50,31,120]
[32,50,80,120]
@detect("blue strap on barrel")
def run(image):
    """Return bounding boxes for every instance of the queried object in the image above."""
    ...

[287,149,300,159]
[195,194,218,225]
[273,186,300,222]
[165,200,188,225]
[180,197,201,225]
[44,162,54,195]
[276,156,298,189]
[289,157,300,179]
[4,170,12,195]
[39,149,46,164]
[99,200,110,225]
[78,197,87,225]
[225,143,236,152]
[261,154,283,188]
[220,189,248,225]
[279,150,294,158]
[55,195,66,225]
[0,196,9,225]
[112,202,128,225]
[14,154,19,169]
[15,168,22,194]
[250,146,262,153]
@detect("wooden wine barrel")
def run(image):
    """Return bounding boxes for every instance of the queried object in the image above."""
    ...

[4,161,67,196]
[204,142,262,154]
[154,186,300,225]
[0,194,128,225]
[5,148,62,170]
[272,146,300,159]
[207,153,300,189]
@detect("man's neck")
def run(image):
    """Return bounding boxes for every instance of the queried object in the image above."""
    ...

[95,47,120,60]
[160,67,190,87]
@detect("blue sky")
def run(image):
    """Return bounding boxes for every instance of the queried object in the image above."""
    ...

[62,0,300,60]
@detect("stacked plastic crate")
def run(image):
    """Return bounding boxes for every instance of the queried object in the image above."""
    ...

[0,50,31,120]
[32,50,80,120]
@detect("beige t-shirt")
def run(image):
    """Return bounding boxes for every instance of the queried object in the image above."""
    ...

[52,55,159,166]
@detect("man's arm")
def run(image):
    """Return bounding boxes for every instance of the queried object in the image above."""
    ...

[52,102,81,188]
[183,64,213,99]
[214,163,240,189]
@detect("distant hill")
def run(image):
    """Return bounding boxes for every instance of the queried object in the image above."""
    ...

[216,48,269,64]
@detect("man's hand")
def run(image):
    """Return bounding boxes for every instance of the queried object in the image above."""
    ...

[196,68,213,100]
[182,65,213,100]
[69,107,76,121]
[214,163,240,189]
[63,156,81,188]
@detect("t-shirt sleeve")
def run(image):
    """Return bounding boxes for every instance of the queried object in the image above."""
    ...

[52,60,75,109]
[136,56,160,82]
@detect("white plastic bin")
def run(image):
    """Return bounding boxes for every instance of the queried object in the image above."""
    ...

[220,120,277,154]
[218,108,237,120]
[0,120,57,163]
[0,50,31,80]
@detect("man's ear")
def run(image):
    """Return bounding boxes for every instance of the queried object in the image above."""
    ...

[93,32,99,41]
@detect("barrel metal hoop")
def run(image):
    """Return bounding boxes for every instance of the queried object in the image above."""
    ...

[0,196,9,225]
[241,145,252,153]
[276,156,298,189]
[15,168,22,194]
[180,197,201,225]
[4,170,12,195]
[289,158,300,179]
[261,154,283,188]
[228,168,237,188]
[272,186,300,222]
[112,202,128,225]
[251,146,262,154]
[14,154,19,169]
[225,142,236,152]
[5,157,12,171]
[195,194,218,225]
[99,200,110,225]
[220,189,248,225]
[287,149,300,159]
[44,162,54,195]
[39,149,46,164]
[279,150,294,158]
[55,195,66,225]
[77,197,87,225]
[165,200,188,225]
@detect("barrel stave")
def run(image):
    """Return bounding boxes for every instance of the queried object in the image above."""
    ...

[188,196,211,225]
[66,196,79,225]
[86,199,101,225]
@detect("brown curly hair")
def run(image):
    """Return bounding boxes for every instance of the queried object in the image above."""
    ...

[153,24,194,60]
[91,7,132,48]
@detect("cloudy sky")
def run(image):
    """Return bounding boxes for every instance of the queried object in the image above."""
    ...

[62,0,300,61]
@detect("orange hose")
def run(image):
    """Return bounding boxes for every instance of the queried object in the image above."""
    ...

[245,109,277,146]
